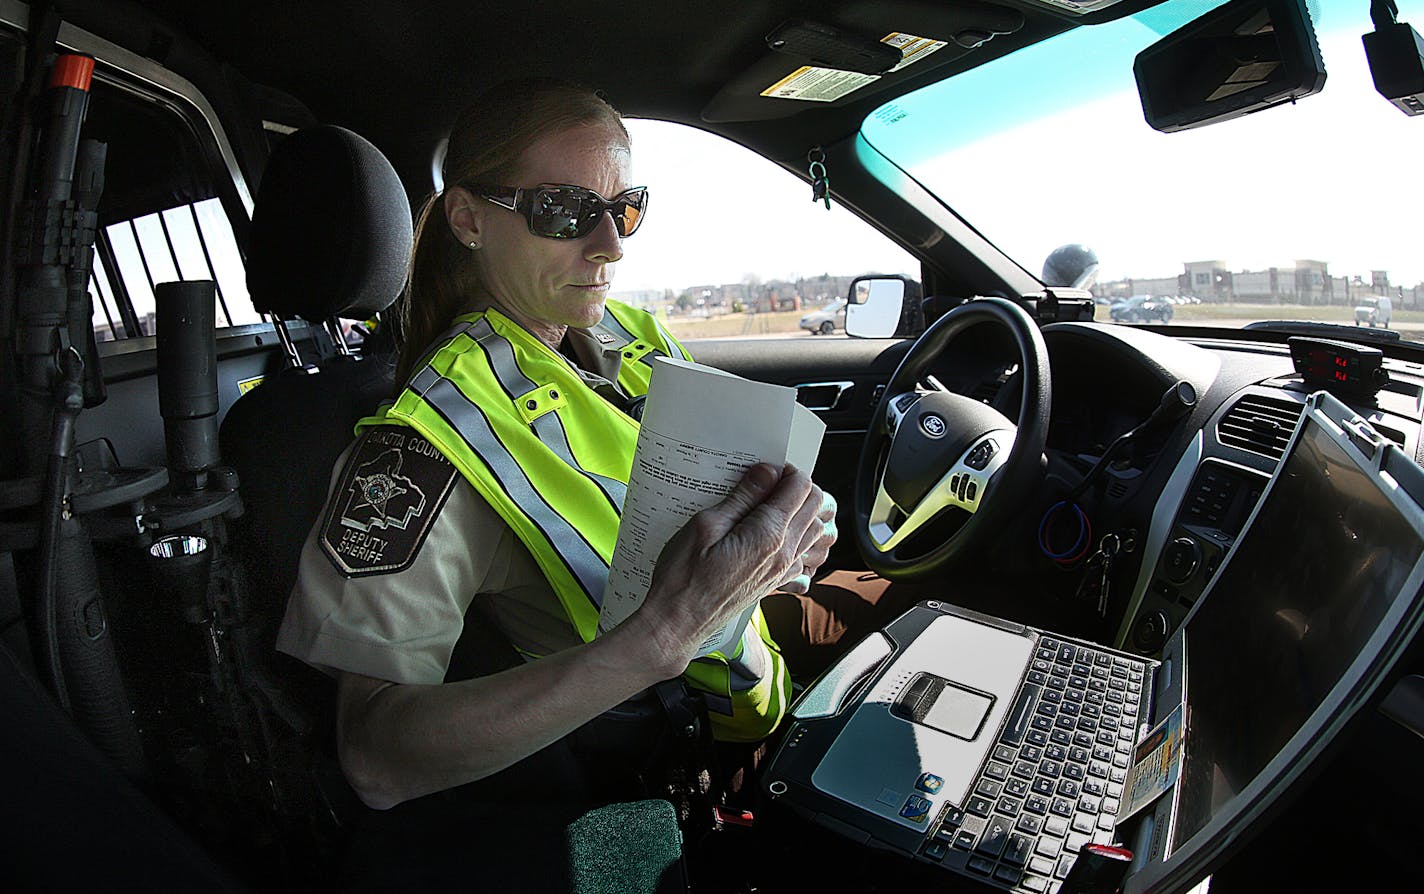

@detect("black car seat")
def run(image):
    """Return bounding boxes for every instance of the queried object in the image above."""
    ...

[222,124,411,617]
[216,125,410,832]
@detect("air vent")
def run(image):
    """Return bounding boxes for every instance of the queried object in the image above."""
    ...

[1217,394,1303,461]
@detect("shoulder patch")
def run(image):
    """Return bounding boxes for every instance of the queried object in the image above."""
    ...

[321,426,460,577]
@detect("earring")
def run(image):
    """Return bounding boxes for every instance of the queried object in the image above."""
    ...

[467,240,480,250]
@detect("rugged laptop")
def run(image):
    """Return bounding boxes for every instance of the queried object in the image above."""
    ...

[763,390,1424,893]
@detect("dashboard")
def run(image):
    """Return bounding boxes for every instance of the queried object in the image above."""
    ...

[1020,324,1424,660]
[850,317,1424,668]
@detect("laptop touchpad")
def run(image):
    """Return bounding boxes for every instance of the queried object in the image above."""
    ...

[811,614,1035,829]
[892,673,995,740]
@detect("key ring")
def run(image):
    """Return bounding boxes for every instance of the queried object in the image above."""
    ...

[807,147,831,210]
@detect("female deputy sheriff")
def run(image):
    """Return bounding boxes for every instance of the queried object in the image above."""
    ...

[277,79,904,813]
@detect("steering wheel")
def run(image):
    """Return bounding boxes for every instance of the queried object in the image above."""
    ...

[853,297,1052,581]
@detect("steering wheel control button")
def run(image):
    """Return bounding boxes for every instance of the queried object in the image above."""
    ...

[916,773,945,794]
[921,413,948,438]
[1162,537,1202,584]
[966,439,998,470]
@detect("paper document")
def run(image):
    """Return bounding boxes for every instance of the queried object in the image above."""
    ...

[598,356,826,657]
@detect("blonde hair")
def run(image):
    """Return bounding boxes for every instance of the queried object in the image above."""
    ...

[395,78,629,384]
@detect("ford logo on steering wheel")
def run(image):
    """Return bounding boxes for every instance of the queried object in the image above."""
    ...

[920,414,947,438]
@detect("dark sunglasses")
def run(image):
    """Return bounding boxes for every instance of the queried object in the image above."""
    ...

[470,183,649,240]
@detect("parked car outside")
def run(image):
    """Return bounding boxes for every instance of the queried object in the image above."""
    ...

[799,299,847,334]
[1355,295,1393,327]
[1109,295,1174,323]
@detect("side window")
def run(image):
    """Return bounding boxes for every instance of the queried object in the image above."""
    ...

[616,120,918,342]
[83,79,257,343]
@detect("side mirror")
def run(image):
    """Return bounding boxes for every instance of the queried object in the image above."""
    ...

[845,275,922,338]
[1135,0,1326,133]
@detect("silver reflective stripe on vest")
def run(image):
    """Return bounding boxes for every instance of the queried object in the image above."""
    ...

[599,309,664,368]
[469,319,628,511]
[652,317,685,359]
[402,319,480,389]
[470,318,538,398]
[409,365,610,609]
[598,307,636,344]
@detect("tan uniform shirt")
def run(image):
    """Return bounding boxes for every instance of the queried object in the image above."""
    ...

[276,325,639,684]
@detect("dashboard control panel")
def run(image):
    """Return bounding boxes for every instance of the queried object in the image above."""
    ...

[1127,461,1268,655]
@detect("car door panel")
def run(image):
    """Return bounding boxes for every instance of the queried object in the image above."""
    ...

[688,337,913,567]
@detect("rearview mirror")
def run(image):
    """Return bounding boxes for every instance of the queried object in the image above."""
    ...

[845,275,922,338]
[1135,0,1326,133]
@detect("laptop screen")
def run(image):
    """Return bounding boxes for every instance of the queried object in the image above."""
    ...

[1171,399,1424,848]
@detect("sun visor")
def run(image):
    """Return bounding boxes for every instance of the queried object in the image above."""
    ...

[700,4,1024,123]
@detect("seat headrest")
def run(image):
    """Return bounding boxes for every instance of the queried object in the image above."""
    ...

[247,125,412,322]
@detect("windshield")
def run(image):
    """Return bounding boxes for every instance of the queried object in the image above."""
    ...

[862,0,1423,342]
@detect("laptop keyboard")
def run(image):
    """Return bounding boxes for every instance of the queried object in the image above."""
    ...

[916,636,1151,893]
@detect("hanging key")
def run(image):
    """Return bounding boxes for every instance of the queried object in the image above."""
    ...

[811,174,830,207]
[1095,533,1121,617]
[1074,550,1104,606]
[807,147,831,210]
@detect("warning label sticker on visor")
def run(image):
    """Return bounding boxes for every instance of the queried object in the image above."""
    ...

[760,32,947,102]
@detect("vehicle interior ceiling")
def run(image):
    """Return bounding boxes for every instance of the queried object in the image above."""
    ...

[91,0,1070,290]
[6,0,1424,890]
[45,0,1141,623]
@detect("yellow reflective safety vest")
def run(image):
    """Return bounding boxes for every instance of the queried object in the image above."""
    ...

[357,300,791,741]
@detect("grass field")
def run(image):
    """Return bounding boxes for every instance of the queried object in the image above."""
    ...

[665,310,809,340]
[662,303,1424,342]
[1166,302,1421,325]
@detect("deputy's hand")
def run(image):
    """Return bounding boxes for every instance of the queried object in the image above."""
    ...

[777,489,838,596]
[627,463,823,675]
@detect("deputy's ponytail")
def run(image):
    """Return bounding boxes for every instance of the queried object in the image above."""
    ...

[395,195,472,384]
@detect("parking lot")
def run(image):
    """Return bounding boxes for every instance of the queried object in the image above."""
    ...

[1151,301,1424,338]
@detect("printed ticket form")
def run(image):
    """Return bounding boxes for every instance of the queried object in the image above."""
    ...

[1119,703,1185,822]
[597,356,825,657]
